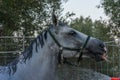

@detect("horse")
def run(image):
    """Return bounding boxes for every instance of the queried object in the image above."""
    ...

[0,14,107,80]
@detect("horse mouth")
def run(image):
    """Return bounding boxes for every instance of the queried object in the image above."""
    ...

[85,47,109,62]
[94,52,109,62]
[100,53,109,62]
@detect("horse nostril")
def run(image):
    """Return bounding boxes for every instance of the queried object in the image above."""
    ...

[99,43,107,53]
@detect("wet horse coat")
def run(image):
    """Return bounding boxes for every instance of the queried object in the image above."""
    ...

[0,15,107,80]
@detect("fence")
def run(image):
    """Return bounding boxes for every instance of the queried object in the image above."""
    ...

[0,36,120,77]
[0,36,34,65]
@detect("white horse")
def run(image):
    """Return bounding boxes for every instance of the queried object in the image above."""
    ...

[0,14,107,80]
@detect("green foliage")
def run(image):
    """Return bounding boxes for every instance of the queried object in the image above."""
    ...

[70,16,110,41]
[0,0,65,36]
[101,0,120,21]
[93,20,110,41]
[71,16,93,36]
[100,0,120,36]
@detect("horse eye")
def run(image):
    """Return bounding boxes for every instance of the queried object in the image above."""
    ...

[68,30,77,36]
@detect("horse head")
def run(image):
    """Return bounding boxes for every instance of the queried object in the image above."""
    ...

[49,14,107,62]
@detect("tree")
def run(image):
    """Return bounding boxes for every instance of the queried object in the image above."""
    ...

[70,16,93,36]
[0,0,65,36]
[93,20,110,41]
[70,16,110,41]
[100,0,120,37]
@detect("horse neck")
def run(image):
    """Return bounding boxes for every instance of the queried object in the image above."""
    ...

[29,32,59,67]
[14,32,59,80]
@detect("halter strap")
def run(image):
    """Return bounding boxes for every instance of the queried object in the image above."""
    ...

[77,36,90,62]
[48,29,90,63]
[48,29,61,47]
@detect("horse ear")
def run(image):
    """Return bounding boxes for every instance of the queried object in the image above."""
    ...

[52,13,58,27]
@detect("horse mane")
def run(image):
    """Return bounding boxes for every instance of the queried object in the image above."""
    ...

[7,30,48,74]
[22,30,48,61]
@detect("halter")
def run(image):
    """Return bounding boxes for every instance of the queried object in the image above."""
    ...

[48,29,90,64]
